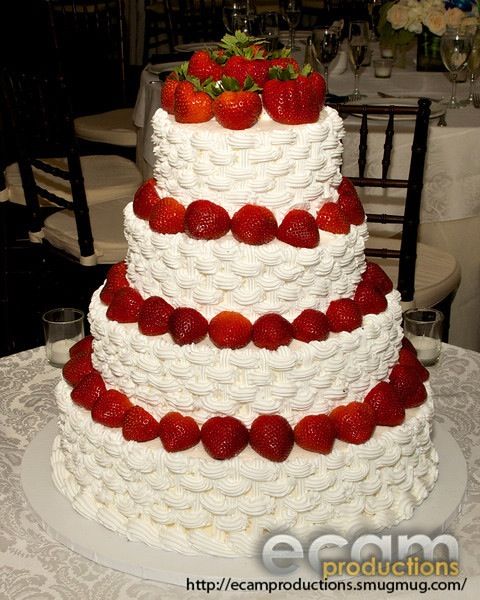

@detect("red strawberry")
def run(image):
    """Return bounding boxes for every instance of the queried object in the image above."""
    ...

[337,177,365,225]
[100,262,129,305]
[294,414,336,454]
[184,199,230,240]
[62,352,94,386]
[263,70,325,125]
[401,336,418,356]
[213,89,262,130]
[160,72,179,114]
[106,288,144,323]
[330,402,376,445]
[249,415,294,462]
[248,59,270,86]
[133,179,161,220]
[187,50,223,83]
[201,415,249,460]
[209,311,252,349]
[364,381,405,426]
[268,57,300,72]
[292,309,329,343]
[326,298,363,333]
[231,204,278,245]
[353,281,388,316]
[252,314,293,351]
[168,307,208,345]
[316,202,350,234]
[138,296,174,336]
[361,261,394,295]
[149,196,186,234]
[223,55,251,87]
[159,411,201,452]
[174,80,213,124]
[277,210,319,248]
[69,334,94,358]
[398,347,429,382]
[122,405,160,442]
[389,364,426,408]
[91,389,132,428]
[71,371,106,410]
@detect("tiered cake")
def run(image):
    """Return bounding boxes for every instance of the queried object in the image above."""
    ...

[51,35,438,557]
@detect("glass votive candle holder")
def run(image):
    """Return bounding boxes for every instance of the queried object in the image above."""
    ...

[403,308,444,366]
[42,308,85,367]
[380,44,395,59]
[374,58,394,78]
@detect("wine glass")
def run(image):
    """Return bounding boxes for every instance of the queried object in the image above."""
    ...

[440,27,473,109]
[461,30,480,106]
[259,11,280,52]
[312,27,340,95]
[347,20,370,101]
[281,0,302,51]
[222,0,249,34]
[231,12,259,36]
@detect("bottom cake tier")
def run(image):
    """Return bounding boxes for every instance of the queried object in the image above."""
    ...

[51,380,439,557]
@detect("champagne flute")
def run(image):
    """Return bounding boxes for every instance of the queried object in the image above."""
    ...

[348,20,369,101]
[259,12,280,52]
[312,27,340,95]
[440,27,473,109]
[462,30,480,106]
[281,0,302,51]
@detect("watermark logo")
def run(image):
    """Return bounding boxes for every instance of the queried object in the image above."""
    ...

[262,533,459,578]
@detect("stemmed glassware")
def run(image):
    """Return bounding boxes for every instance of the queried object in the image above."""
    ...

[222,0,254,34]
[347,20,370,101]
[461,30,480,106]
[281,0,302,51]
[259,12,280,52]
[440,27,473,109]
[312,27,340,95]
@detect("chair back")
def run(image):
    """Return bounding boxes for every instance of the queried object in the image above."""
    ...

[44,0,128,114]
[330,98,431,302]
[1,69,96,263]
[164,0,224,49]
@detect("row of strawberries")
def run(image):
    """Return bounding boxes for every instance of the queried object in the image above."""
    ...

[100,259,393,350]
[133,177,365,246]
[160,32,325,129]
[63,335,429,462]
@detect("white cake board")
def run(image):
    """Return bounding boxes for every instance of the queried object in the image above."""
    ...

[22,420,467,586]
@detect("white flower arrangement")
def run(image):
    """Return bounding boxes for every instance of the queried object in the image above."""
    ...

[386,0,478,37]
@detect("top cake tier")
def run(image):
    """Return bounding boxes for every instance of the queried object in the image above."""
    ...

[152,106,345,221]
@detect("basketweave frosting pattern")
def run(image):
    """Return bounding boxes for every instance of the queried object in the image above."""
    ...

[151,107,345,220]
[124,204,368,320]
[89,289,404,425]
[52,382,438,557]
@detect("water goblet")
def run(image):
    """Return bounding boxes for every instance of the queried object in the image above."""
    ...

[440,27,473,109]
[281,0,302,51]
[312,27,340,94]
[461,30,480,106]
[259,11,280,52]
[348,20,370,101]
[222,0,249,34]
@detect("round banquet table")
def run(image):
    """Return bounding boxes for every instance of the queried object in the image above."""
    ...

[133,42,480,353]
[1,344,480,599]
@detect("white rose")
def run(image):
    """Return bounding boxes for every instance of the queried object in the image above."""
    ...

[387,4,410,30]
[424,9,447,36]
[445,8,465,29]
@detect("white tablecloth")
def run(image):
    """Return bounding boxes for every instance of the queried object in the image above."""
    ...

[1,344,480,598]
[132,45,480,351]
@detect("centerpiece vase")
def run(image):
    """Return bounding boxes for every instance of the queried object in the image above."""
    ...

[417,26,446,71]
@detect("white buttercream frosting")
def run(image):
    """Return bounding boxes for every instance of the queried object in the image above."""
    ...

[89,288,404,425]
[124,203,368,320]
[52,381,438,557]
[151,106,344,221]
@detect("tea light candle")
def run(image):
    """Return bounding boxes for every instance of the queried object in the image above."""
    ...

[407,334,441,365]
[374,59,393,78]
[47,337,82,366]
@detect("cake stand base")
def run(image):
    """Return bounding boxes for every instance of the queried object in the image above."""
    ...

[21,420,467,586]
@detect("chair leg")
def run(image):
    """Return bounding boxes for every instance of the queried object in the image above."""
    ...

[433,291,457,343]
